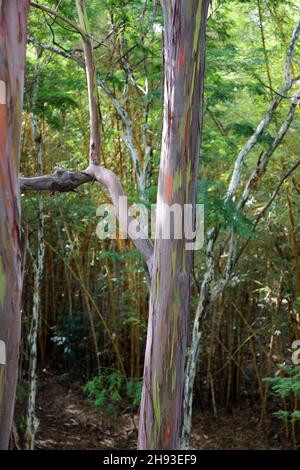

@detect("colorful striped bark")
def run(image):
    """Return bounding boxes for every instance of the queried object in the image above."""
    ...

[138,0,209,450]
[0,0,29,449]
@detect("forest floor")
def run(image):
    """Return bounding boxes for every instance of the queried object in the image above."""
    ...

[14,372,283,450]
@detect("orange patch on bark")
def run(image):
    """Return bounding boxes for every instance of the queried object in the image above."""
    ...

[165,174,173,203]
[163,422,171,447]
[177,44,185,74]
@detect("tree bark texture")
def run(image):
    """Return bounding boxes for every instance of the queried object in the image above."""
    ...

[138,0,209,450]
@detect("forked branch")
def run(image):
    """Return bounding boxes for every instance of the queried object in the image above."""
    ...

[22,0,154,271]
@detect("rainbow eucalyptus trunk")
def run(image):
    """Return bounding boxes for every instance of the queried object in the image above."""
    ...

[0,0,29,449]
[138,0,209,450]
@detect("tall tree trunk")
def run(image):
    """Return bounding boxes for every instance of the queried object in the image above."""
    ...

[0,0,29,449]
[138,0,209,450]
[25,48,45,450]
[25,210,44,450]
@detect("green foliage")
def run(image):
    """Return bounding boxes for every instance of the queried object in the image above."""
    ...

[264,365,300,422]
[17,415,28,436]
[16,384,27,401]
[231,122,255,138]
[25,48,80,130]
[86,370,142,414]
[126,378,143,407]
[197,180,255,238]
[51,313,89,375]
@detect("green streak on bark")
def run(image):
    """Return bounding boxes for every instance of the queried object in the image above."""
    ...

[193,1,203,55]
[0,257,6,308]
[189,2,202,109]
[182,248,187,275]
[189,64,197,107]
[172,367,177,392]
[171,247,177,276]
[152,371,161,432]
[173,167,182,194]
[76,0,90,37]
[170,290,179,367]
[179,109,187,141]
[186,160,192,202]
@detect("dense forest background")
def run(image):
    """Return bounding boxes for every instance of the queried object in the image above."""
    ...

[13,0,300,449]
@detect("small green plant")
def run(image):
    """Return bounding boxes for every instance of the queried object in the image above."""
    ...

[50,313,89,375]
[86,369,142,414]
[264,365,300,423]
[126,378,143,407]
[16,414,27,436]
[16,384,27,401]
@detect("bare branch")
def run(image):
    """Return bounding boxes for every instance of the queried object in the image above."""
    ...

[23,1,154,270]
[76,0,101,166]
[20,165,154,270]
[27,37,145,196]
[254,160,300,227]
[285,20,300,85]
[20,168,94,192]
[30,1,115,51]
[238,89,300,209]
[30,1,86,37]
[226,19,300,201]
[86,164,154,271]
[235,159,300,265]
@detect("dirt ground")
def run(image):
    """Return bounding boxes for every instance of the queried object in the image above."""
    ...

[14,372,283,450]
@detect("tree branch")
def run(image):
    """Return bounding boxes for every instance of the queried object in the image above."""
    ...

[285,19,300,85]
[20,167,94,192]
[24,1,154,271]
[30,1,86,37]
[76,0,101,166]
[20,165,154,271]
[238,89,300,209]
[27,36,145,196]
[235,158,300,265]
[226,19,300,201]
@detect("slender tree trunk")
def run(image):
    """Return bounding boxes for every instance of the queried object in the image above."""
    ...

[138,0,209,450]
[0,0,29,449]
[25,211,44,450]
[25,49,45,450]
